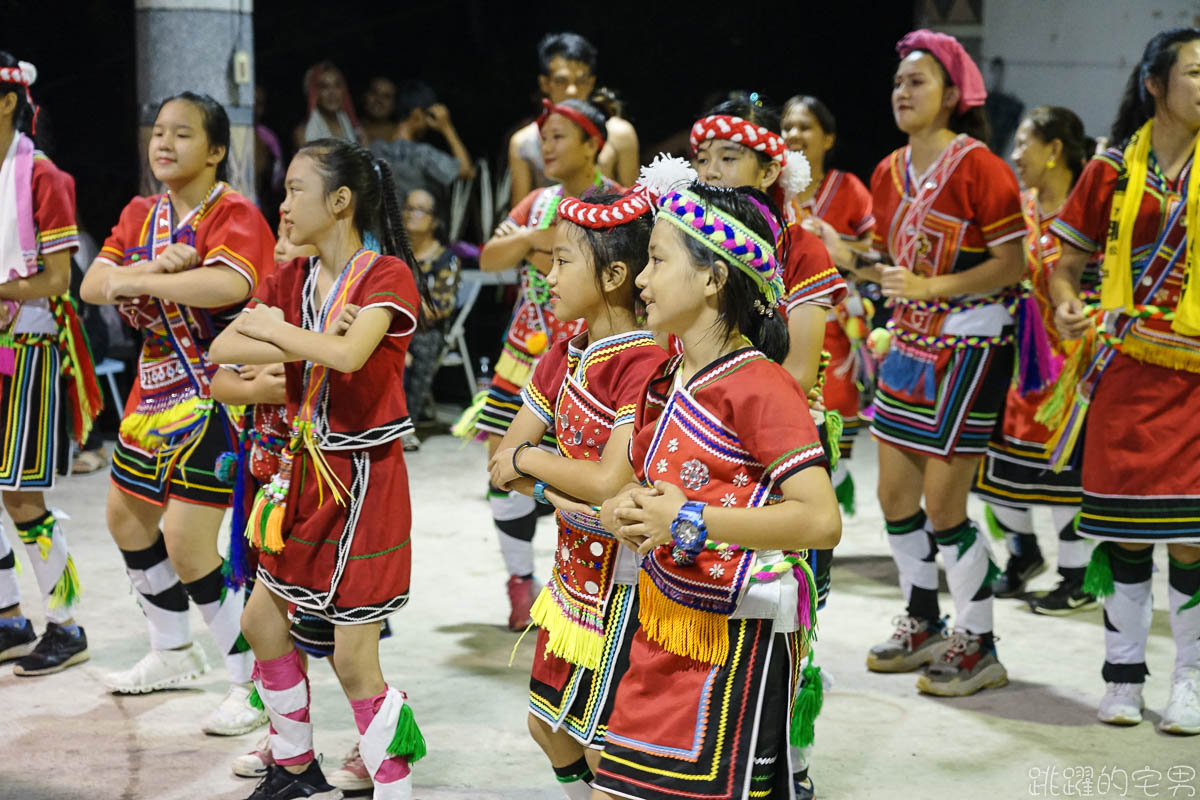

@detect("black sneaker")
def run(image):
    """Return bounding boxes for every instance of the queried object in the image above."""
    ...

[1028,579,1100,616]
[245,762,343,800]
[0,618,37,663]
[13,622,90,676]
[991,553,1047,598]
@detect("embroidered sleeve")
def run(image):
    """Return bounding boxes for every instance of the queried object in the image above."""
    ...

[520,339,568,426]
[359,256,420,337]
[1051,157,1118,255]
[97,196,155,266]
[782,226,847,311]
[31,158,78,255]
[971,152,1025,248]
[201,198,275,292]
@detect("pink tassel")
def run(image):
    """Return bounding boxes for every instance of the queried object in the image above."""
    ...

[1017,294,1061,395]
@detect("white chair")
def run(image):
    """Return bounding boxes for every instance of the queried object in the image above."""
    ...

[435,272,484,396]
[94,357,127,408]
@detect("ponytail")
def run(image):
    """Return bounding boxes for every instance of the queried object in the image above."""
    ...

[374,158,432,331]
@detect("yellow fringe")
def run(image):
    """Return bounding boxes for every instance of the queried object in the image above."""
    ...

[637,571,730,666]
[529,586,604,670]
[494,350,534,388]
[262,505,285,554]
[298,425,348,507]
[1120,335,1200,375]
[119,395,208,451]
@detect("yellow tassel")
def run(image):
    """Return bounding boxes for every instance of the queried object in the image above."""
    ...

[494,350,534,388]
[529,586,605,670]
[262,505,286,554]
[48,555,82,609]
[1120,335,1200,375]
[637,571,730,666]
[246,491,270,550]
[118,395,208,451]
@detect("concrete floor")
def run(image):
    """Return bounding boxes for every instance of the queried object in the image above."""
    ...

[0,431,1195,800]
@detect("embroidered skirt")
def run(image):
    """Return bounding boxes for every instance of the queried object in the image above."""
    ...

[871,341,1013,460]
[0,337,69,490]
[592,620,800,800]
[974,382,1082,508]
[529,582,638,747]
[257,427,415,623]
[1077,352,1200,543]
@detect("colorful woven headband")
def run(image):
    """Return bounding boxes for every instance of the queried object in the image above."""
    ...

[690,115,788,164]
[0,61,39,134]
[537,98,606,148]
[657,188,784,306]
[557,154,698,230]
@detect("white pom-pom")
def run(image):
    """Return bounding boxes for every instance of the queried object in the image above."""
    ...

[18,61,37,86]
[779,151,812,203]
[637,153,697,200]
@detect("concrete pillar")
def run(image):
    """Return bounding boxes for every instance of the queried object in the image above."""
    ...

[134,0,256,200]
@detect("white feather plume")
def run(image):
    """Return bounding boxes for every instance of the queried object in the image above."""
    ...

[779,151,812,203]
[637,153,697,200]
[18,61,37,86]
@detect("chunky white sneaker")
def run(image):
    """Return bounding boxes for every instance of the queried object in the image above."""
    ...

[102,646,209,694]
[326,743,373,791]
[1159,667,1200,735]
[232,734,273,778]
[1097,682,1144,726]
[202,681,269,736]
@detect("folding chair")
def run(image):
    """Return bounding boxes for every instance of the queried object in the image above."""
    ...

[434,271,484,396]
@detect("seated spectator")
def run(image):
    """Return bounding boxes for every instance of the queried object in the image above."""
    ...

[371,80,474,215]
[294,61,362,148]
[400,188,460,451]
[361,76,398,145]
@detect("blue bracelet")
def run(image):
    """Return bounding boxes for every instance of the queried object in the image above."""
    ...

[533,480,550,505]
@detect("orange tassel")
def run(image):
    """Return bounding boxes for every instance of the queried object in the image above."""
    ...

[262,505,285,554]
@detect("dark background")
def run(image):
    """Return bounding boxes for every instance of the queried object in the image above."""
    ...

[5,0,914,239]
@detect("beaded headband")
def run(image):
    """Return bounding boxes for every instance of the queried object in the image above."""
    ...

[557,154,697,231]
[0,61,38,134]
[689,114,812,205]
[537,98,606,148]
[657,188,784,306]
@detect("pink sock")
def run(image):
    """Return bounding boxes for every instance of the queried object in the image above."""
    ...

[349,688,411,784]
[253,649,313,766]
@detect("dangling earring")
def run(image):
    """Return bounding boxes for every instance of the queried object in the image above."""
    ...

[1046,158,1057,169]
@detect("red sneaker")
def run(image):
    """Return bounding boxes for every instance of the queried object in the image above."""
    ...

[506,575,540,631]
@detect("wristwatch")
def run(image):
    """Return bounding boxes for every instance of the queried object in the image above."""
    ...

[533,480,550,505]
[671,501,708,566]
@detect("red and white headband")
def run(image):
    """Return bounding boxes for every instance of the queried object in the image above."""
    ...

[689,114,812,204]
[556,154,697,230]
[0,61,39,134]
[537,98,606,148]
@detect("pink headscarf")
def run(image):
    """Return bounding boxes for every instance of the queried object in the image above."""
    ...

[896,29,987,114]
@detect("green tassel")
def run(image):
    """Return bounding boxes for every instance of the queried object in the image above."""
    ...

[451,391,489,443]
[1170,557,1200,612]
[386,700,428,763]
[823,410,843,470]
[982,505,1006,541]
[248,685,264,710]
[48,555,82,608]
[790,654,824,748]
[1082,543,1115,599]
[834,471,855,516]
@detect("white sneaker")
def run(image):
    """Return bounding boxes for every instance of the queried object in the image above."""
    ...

[231,734,273,778]
[1160,667,1200,735]
[326,743,373,791]
[103,646,209,694]
[1098,682,1144,725]
[202,681,269,736]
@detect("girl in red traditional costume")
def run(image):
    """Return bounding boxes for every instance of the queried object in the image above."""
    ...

[972,106,1100,615]
[690,95,845,798]
[82,92,274,734]
[0,53,101,677]
[210,137,430,798]
[784,94,876,516]
[590,181,841,800]
[486,160,689,799]
[477,96,622,632]
[864,31,1025,697]
[1048,28,1200,735]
